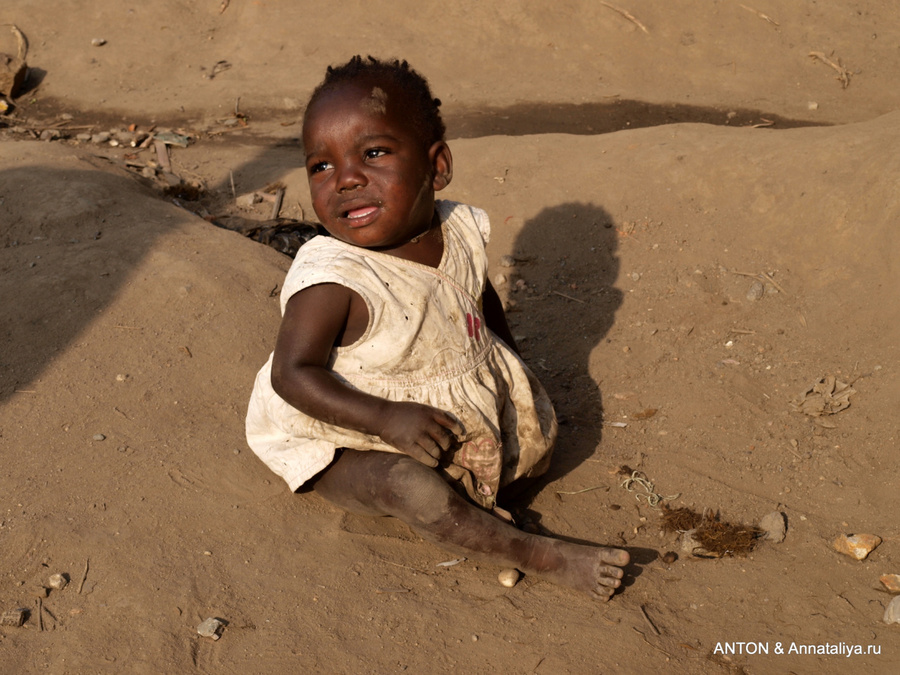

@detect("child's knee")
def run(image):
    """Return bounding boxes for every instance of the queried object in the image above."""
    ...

[385,458,453,526]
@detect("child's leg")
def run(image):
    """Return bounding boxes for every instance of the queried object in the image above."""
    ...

[312,449,629,599]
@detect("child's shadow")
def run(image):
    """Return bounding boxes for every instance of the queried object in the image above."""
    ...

[508,202,623,487]
[505,203,658,575]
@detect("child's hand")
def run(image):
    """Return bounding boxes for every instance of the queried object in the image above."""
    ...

[378,402,464,468]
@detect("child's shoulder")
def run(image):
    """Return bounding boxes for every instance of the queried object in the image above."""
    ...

[437,200,491,245]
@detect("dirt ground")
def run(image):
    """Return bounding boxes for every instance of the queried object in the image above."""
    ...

[2,1,899,673]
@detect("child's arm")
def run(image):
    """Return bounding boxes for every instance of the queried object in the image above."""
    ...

[271,283,463,467]
[482,280,519,354]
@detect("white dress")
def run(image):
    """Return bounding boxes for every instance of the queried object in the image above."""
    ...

[246,200,557,509]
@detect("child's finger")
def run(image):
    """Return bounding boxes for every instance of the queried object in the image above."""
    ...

[434,413,464,438]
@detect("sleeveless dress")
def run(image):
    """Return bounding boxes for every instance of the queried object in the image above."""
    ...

[246,200,557,510]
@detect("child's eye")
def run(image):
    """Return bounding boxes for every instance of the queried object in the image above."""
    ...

[365,148,389,160]
[308,161,331,174]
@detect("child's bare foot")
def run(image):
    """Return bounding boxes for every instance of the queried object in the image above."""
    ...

[517,538,629,600]
[313,449,630,600]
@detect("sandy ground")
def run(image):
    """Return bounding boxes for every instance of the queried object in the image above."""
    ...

[2,1,900,673]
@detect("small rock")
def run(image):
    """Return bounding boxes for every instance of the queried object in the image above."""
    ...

[48,573,68,590]
[91,38,107,47]
[808,101,819,110]
[40,129,60,141]
[497,568,520,588]
[746,280,764,301]
[759,511,786,543]
[197,617,224,640]
[499,255,516,268]
[116,374,127,382]
[493,273,508,287]
[0,608,27,627]
[832,533,881,560]
[235,192,262,208]
[91,132,111,144]
[880,574,900,593]
[661,551,678,564]
[93,433,106,441]
[885,596,900,625]
[75,133,92,142]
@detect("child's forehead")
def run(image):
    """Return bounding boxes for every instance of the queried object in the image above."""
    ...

[311,77,412,116]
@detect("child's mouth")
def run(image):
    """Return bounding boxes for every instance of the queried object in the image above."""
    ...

[344,206,379,220]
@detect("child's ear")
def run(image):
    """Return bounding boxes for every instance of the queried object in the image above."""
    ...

[429,141,453,192]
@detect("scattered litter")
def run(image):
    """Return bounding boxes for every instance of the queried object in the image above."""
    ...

[197,617,225,640]
[832,533,881,560]
[662,505,763,558]
[436,558,466,568]
[0,608,27,627]
[618,467,679,508]
[791,375,856,417]
[880,574,900,593]
[498,569,520,588]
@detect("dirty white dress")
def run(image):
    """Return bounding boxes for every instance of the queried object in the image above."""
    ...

[246,200,557,509]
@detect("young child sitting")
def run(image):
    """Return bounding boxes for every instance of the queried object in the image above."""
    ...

[246,56,629,599]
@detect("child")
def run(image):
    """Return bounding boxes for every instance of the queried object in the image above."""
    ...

[246,56,629,599]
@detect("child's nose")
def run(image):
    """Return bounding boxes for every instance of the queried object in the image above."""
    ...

[336,161,367,192]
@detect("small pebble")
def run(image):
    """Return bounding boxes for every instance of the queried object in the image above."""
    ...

[885,596,900,625]
[879,574,900,593]
[497,568,520,588]
[48,573,68,590]
[746,280,764,301]
[832,533,881,560]
[499,255,516,268]
[93,433,106,441]
[759,511,786,543]
[91,38,107,46]
[661,551,678,564]
[197,617,225,640]
[493,273,508,287]
[91,132,111,144]
[116,374,127,382]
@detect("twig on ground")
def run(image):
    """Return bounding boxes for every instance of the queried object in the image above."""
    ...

[809,51,852,89]
[599,2,649,34]
[556,485,609,496]
[77,558,90,594]
[551,290,586,304]
[740,4,779,26]
[640,604,661,635]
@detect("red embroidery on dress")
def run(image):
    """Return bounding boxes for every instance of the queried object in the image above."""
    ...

[465,313,482,341]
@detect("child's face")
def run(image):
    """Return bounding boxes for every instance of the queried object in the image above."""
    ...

[302,80,452,250]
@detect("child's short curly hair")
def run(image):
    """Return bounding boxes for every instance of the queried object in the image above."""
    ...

[305,55,446,147]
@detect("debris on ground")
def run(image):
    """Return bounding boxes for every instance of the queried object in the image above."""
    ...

[791,375,856,417]
[662,505,763,558]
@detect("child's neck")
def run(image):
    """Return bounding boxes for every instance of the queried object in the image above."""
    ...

[374,211,443,268]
